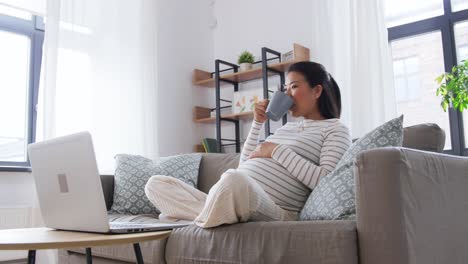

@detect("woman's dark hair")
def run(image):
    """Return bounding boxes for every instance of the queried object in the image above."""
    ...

[287,61,341,119]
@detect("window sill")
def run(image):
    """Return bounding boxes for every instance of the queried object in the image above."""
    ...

[0,166,32,172]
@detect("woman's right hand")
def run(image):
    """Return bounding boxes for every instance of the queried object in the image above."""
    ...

[254,99,269,123]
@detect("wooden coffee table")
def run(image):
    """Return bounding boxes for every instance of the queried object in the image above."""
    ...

[0,227,171,264]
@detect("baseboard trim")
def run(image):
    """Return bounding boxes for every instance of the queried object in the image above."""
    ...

[0,259,27,264]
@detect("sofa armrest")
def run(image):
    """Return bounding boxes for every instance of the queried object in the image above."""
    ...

[355,147,468,264]
[100,175,114,211]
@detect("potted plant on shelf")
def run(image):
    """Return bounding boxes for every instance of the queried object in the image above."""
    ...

[436,60,468,113]
[238,51,255,72]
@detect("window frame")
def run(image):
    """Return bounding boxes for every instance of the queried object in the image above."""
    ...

[387,0,468,156]
[0,13,44,171]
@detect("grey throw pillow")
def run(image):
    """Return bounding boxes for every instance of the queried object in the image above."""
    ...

[299,115,404,220]
[110,153,202,215]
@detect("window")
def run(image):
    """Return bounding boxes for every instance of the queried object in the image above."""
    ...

[386,0,468,156]
[390,32,452,149]
[0,31,30,162]
[0,6,44,170]
[393,56,421,102]
[452,0,468,12]
[385,0,444,27]
[456,44,468,61]
[455,21,468,62]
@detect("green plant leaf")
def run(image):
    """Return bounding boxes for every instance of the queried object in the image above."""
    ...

[238,51,255,64]
[435,74,444,84]
[435,62,468,113]
[441,100,448,112]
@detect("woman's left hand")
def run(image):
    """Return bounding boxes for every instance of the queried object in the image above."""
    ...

[249,142,278,159]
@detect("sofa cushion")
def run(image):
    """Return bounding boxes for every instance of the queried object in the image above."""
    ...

[111,153,202,215]
[403,123,446,152]
[165,221,358,264]
[299,115,404,220]
[197,153,240,193]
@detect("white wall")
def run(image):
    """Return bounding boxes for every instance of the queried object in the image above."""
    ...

[0,172,35,207]
[156,0,215,156]
[213,0,315,65]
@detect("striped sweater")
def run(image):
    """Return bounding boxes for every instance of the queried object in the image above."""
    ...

[238,119,351,212]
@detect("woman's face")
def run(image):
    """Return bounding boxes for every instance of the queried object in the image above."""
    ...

[285,71,323,118]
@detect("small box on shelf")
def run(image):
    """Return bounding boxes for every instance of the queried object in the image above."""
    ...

[194,144,205,153]
[282,43,310,62]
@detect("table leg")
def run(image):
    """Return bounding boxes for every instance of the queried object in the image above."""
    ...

[133,243,144,264]
[27,250,36,264]
[86,248,93,264]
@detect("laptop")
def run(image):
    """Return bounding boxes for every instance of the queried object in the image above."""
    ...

[28,131,191,234]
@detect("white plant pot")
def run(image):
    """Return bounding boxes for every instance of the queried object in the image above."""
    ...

[239,63,253,71]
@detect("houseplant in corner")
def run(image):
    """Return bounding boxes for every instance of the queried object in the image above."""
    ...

[238,51,255,71]
[436,60,468,113]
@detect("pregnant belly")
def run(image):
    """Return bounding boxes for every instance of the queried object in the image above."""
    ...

[238,158,310,211]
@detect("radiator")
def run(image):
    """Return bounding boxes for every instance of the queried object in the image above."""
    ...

[0,207,32,262]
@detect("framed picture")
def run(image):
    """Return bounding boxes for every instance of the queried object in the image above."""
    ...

[232,88,277,114]
[232,89,263,114]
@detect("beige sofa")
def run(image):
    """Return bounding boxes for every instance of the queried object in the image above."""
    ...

[59,123,468,264]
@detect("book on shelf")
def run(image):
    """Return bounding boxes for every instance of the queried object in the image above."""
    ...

[201,138,219,153]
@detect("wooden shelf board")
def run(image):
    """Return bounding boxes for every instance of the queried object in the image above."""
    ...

[195,111,254,123]
[193,60,304,88]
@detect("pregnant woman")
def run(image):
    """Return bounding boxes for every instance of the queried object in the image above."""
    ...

[145,61,351,228]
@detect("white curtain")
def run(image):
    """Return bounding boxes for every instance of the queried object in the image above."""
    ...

[310,0,396,138]
[31,0,159,262]
[37,0,159,173]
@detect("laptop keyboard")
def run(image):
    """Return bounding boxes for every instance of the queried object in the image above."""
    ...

[110,222,157,229]
[109,221,188,229]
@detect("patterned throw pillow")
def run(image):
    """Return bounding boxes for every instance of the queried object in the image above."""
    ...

[110,153,202,215]
[299,115,404,220]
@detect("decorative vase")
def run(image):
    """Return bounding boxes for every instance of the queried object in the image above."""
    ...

[239,63,252,71]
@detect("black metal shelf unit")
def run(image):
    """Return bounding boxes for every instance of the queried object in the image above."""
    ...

[213,47,288,153]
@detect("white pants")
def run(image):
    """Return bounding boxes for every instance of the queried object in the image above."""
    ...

[144,169,297,228]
